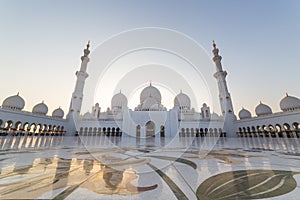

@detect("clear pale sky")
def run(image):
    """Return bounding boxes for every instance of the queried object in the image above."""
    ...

[0,0,299,116]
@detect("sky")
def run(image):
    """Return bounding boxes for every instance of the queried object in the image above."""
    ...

[0,0,299,116]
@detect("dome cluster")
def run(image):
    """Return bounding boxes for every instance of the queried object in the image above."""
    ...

[1,93,64,118]
[238,93,300,120]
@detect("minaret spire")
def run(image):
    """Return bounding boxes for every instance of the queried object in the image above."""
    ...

[212,41,236,136]
[68,42,91,121]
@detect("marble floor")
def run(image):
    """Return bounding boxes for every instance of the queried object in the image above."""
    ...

[0,135,300,199]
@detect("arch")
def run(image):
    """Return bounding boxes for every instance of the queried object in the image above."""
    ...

[116,127,120,136]
[181,128,185,137]
[84,127,88,136]
[29,123,36,135]
[283,123,291,138]
[268,124,275,137]
[107,127,111,136]
[242,127,246,133]
[160,125,165,137]
[283,123,291,130]
[35,124,42,134]
[88,127,93,135]
[14,121,22,133]
[186,128,190,137]
[146,121,155,138]
[292,122,299,130]
[5,120,13,129]
[79,127,84,135]
[196,128,200,137]
[136,125,141,138]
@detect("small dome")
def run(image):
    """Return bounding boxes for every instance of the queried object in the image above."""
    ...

[32,101,48,115]
[140,84,161,104]
[280,94,300,112]
[111,92,128,108]
[211,112,219,120]
[255,102,272,117]
[83,112,93,120]
[238,108,252,119]
[52,107,64,118]
[2,93,25,111]
[142,96,159,110]
[174,91,191,109]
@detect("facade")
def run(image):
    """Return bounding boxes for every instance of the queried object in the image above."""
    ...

[0,42,299,138]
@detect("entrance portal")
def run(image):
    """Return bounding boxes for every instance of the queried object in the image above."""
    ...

[146,121,155,138]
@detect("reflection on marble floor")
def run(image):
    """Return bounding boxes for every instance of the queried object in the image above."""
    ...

[0,135,300,199]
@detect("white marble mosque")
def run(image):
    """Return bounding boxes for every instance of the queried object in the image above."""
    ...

[0,41,299,138]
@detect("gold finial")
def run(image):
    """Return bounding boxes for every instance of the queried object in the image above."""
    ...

[42,100,44,103]
[286,92,289,97]
[212,40,216,49]
[17,92,19,96]
[86,40,90,49]
[260,101,262,104]
[242,106,244,109]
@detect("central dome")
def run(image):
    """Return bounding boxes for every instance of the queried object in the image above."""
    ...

[140,83,161,104]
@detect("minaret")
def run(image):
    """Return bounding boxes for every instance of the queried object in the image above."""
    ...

[212,41,236,136]
[67,41,90,120]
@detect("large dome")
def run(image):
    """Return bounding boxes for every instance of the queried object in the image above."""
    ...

[238,108,252,119]
[174,91,191,109]
[111,92,128,108]
[32,101,48,115]
[255,102,272,117]
[52,107,64,118]
[140,84,161,104]
[2,93,25,111]
[279,94,300,112]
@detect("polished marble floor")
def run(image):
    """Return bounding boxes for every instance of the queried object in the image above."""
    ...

[0,135,300,199]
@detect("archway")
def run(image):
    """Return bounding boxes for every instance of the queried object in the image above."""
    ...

[160,125,165,137]
[136,125,141,138]
[146,121,155,138]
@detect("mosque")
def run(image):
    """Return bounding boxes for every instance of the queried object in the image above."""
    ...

[0,41,299,138]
